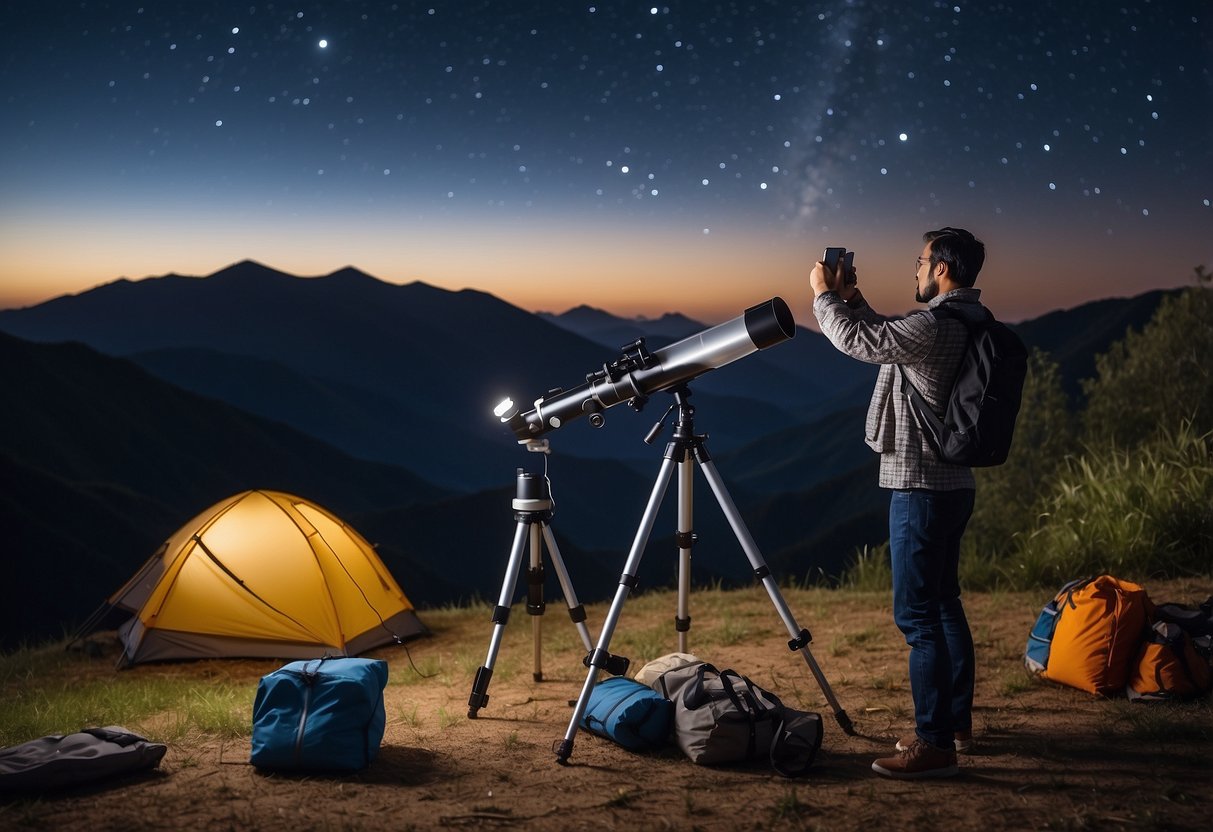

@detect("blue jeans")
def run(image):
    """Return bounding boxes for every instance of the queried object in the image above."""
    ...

[889,488,975,750]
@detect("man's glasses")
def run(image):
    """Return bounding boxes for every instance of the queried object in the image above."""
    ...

[915,256,930,271]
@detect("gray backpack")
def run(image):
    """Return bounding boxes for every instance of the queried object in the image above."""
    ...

[653,662,822,776]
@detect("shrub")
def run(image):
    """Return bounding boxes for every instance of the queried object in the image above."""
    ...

[1007,424,1213,586]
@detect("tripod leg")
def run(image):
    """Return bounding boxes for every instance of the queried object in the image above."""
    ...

[697,456,856,735]
[555,455,678,763]
[468,520,531,718]
[676,453,693,653]
[527,523,545,682]
[540,525,595,652]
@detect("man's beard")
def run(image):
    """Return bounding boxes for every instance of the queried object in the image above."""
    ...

[915,275,939,303]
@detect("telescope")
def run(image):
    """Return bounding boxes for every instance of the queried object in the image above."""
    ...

[494,297,795,443]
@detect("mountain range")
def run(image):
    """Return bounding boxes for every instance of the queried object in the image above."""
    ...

[0,262,1174,646]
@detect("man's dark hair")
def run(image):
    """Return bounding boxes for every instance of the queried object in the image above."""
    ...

[924,227,985,287]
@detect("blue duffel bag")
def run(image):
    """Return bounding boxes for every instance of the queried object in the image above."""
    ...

[250,657,388,772]
[579,676,673,751]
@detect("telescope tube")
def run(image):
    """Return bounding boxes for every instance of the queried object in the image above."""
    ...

[499,297,795,442]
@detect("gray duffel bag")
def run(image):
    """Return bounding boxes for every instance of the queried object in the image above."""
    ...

[652,662,822,776]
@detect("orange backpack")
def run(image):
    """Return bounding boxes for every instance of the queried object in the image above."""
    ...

[1126,599,1213,701]
[1126,621,1213,701]
[1039,575,1152,696]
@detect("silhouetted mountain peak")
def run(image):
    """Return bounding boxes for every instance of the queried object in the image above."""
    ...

[208,260,296,283]
[640,311,704,332]
[540,305,705,335]
[324,266,383,284]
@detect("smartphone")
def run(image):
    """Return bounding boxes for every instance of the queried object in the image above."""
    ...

[822,247,845,273]
[843,251,856,286]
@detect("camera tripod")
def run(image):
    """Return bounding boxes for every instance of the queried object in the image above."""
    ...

[467,467,595,718]
[555,384,854,763]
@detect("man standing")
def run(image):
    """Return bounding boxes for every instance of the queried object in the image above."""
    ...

[810,227,988,780]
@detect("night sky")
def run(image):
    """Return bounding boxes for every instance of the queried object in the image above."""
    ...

[2,1,1210,326]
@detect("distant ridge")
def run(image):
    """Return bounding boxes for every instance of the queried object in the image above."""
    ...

[0,261,855,473]
[538,304,705,346]
[0,262,1181,646]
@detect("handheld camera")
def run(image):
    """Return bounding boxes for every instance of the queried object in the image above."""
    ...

[822,247,857,286]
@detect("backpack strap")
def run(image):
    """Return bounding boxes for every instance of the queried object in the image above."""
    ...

[896,364,946,426]
[894,302,992,422]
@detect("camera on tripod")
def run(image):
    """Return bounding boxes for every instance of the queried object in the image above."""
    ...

[494,297,795,443]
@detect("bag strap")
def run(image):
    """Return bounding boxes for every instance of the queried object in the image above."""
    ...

[897,364,948,427]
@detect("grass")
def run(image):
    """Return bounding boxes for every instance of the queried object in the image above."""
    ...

[4,580,1209,760]
[1101,698,1213,744]
[829,625,884,658]
[771,789,820,824]
[997,667,1037,697]
[841,543,892,591]
[1,653,256,746]
[1009,426,1213,587]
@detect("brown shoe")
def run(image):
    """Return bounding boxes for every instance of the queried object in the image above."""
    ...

[896,730,973,754]
[873,739,959,780]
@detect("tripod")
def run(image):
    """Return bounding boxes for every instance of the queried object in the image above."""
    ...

[555,385,854,763]
[468,467,595,718]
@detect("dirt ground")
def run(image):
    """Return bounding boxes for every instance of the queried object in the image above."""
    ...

[3,578,1212,831]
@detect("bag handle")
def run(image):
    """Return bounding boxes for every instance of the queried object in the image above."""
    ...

[724,670,783,716]
[683,666,779,718]
[683,665,749,713]
[719,669,761,715]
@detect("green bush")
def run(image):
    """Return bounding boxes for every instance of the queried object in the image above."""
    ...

[1083,278,1213,447]
[1006,424,1213,586]
[967,349,1075,557]
[840,542,892,591]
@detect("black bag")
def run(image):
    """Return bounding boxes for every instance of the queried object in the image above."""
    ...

[899,305,1027,467]
[1153,597,1213,638]
[0,726,166,792]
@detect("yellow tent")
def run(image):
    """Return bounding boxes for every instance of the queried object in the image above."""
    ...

[107,490,426,666]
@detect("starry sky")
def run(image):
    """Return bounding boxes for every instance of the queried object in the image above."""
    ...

[1,1,1210,327]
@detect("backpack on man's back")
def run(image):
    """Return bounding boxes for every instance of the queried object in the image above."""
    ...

[899,305,1028,467]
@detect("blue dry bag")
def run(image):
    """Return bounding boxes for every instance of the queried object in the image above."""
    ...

[250,657,388,772]
[579,676,674,751]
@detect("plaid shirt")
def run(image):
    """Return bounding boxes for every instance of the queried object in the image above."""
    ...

[813,287,986,491]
